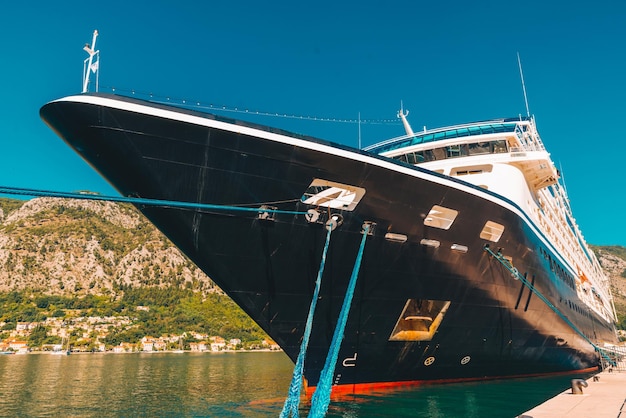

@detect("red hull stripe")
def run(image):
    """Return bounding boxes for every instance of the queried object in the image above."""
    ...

[304,366,600,397]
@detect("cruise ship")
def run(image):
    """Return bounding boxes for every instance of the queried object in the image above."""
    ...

[37,33,618,394]
[39,90,618,393]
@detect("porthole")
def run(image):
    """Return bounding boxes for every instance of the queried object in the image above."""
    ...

[460,356,471,365]
[424,356,436,366]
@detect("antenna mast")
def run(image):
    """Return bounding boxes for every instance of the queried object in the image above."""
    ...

[517,52,530,118]
[358,112,362,149]
[82,30,100,93]
[397,101,415,137]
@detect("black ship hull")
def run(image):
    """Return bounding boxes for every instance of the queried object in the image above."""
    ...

[40,94,616,393]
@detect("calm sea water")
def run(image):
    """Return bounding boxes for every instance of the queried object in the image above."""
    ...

[0,352,588,417]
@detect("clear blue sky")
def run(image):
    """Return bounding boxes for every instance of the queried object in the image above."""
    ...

[1,1,624,246]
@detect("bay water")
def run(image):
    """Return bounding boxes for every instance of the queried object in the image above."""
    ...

[0,351,584,417]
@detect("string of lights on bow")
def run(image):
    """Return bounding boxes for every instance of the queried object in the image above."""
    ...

[105,86,402,126]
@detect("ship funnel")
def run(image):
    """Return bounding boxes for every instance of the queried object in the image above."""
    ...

[397,101,415,137]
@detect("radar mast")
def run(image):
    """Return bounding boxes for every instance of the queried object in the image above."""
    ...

[82,30,100,93]
[397,101,415,137]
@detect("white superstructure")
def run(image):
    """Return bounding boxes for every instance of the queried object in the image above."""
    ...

[366,115,617,324]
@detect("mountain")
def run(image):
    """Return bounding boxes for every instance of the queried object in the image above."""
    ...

[0,197,216,296]
[592,246,626,326]
[0,197,624,328]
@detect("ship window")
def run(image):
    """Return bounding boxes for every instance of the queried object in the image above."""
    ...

[468,142,491,155]
[480,221,505,242]
[451,243,468,253]
[432,148,446,160]
[451,164,493,176]
[424,205,458,230]
[420,238,440,248]
[385,232,408,243]
[493,140,508,153]
[301,179,366,211]
[415,151,427,162]
[446,145,466,158]
[395,154,408,163]
[389,299,451,341]
[422,150,435,162]
[406,152,425,164]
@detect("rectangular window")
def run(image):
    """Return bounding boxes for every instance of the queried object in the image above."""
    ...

[424,205,458,230]
[385,233,408,243]
[468,142,491,155]
[451,243,468,253]
[446,145,462,158]
[301,179,366,211]
[451,164,492,177]
[492,139,508,153]
[420,238,440,248]
[480,221,505,242]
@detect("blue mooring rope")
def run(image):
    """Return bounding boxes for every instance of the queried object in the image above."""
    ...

[280,222,335,418]
[484,245,616,367]
[0,186,306,216]
[308,224,370,417]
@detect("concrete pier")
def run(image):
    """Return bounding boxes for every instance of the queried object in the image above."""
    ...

[519,371,626,417]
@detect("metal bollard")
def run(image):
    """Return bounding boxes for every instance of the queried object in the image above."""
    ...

[571,379,588,395]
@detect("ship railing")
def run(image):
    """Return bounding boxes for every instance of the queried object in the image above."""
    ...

[366,118,531,153]
[535,199,613,318]
[598,345,626,372]
[513,122,546,152]
[538,188,603,285]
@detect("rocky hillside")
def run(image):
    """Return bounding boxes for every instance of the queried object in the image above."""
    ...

[0,197,216,296]
[593,246,626,319]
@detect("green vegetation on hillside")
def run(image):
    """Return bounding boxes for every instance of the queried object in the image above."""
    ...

[10,204,154,255]
[594,246,626,260]
[0,288,267,347]
[0,197,25,216]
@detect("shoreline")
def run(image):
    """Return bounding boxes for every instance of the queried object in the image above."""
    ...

[9,348,284,355]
